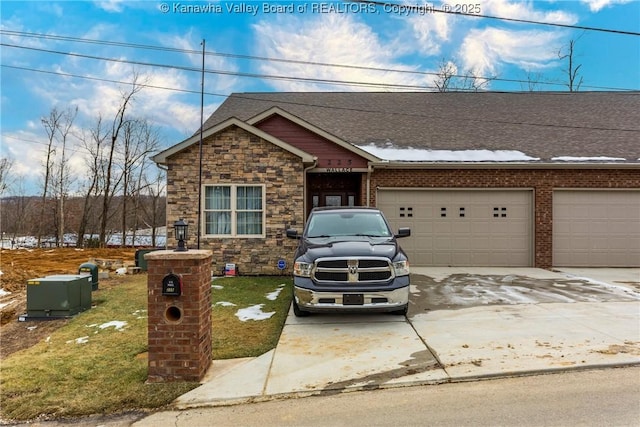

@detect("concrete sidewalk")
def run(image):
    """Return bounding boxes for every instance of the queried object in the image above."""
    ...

[142,268,640,417]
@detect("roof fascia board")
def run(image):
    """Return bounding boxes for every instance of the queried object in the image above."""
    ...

[152,117,315,164]
[247,106,381,162]
[369,161,640,170]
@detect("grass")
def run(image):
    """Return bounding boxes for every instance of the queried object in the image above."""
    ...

[0,274,292,421]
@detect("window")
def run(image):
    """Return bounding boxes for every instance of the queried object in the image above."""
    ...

[204,185,264,237]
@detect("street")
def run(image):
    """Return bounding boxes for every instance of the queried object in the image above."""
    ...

[135,367,640,426]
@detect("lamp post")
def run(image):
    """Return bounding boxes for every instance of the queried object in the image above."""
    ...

[173,218,188,252]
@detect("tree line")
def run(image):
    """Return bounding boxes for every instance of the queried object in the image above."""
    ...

[0,76,167,248]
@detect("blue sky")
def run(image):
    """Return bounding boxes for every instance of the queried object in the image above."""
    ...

[1,0,639,195]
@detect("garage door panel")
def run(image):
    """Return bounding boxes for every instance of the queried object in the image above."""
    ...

[553,190,640,267]
[379,189,532,267]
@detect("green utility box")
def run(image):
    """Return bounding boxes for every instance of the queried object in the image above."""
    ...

[78,262,99,290]
[26,274,92,318]
[135,248,161,271]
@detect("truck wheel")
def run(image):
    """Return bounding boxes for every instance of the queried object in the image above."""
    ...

[293,300,310,317]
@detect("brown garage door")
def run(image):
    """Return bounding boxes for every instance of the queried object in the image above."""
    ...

[553,190,640,267]
[377,189,533,267]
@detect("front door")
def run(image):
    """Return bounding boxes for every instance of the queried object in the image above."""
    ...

[307,173,361,216]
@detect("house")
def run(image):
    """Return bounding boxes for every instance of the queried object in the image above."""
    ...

[152,92,640,274]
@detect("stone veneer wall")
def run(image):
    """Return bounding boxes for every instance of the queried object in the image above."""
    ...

[166,126,305,275]
[370,168,640,269]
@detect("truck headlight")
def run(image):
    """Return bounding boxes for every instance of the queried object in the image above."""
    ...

[293,261,313,277]
[393,260,410,276]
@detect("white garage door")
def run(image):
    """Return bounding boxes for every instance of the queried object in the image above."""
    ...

[378,189,533,267]
[553,190,640,267]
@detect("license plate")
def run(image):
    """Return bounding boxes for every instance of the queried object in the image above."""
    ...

[343,294,364,305]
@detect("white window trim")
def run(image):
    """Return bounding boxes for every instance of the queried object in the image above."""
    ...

[202,184,266,238]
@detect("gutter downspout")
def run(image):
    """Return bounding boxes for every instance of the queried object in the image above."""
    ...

[156,162,169,250]
[303,157,318,222]
[366,163,372,207]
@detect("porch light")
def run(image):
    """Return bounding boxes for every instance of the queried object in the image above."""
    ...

[173,218,188,252]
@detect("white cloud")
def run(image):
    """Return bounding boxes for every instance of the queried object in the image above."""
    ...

[405,2,452,55]
[580,0,634,12]
[460,28,563,77]
[253,14,427,91]
[94,0,126,13]
[483,0,577,24]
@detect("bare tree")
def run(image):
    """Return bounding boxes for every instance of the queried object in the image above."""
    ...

[118,118,160,247]
[521,70,545,92]
[434,58,495,92]
[39,108,63,246]
[140,169,166,248]
[0,157,14,196]
[54,107,77,246]
[434,59,457,92]
[98,77,143,247]
[558,37,584,92]
[76,117,106,247]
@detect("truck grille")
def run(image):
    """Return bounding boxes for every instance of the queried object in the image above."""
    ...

[313,258,393,283]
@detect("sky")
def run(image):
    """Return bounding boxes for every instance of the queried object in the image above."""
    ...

[1,0,639,195]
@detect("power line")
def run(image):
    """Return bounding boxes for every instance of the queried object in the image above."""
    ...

[1,29,636,92]
[355,0,640,36]
[3,64,638,134]
[0,43,441,91]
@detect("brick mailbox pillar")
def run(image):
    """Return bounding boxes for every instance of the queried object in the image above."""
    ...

[145,250,213,382]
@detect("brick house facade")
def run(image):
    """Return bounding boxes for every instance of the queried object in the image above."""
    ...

[154,92,640,273]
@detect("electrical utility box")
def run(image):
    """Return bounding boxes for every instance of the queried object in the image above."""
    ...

[26,274,92,318]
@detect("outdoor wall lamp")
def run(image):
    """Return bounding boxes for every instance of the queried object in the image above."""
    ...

[173,218,188,252]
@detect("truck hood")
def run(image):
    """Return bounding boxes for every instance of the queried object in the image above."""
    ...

[298,238,400,262]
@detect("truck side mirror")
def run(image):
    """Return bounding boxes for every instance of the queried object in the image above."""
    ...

[395,228,411,238]
[286,229,300,239]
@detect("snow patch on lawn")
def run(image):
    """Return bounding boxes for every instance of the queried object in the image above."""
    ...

[99,320,128,330]
[215,301,236,307]
[235,304,275,321]
[266,284,286,301]
[67,336,89,345]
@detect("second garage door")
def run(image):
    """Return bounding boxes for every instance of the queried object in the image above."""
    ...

[378,189,533,267]
[553,190,640,267]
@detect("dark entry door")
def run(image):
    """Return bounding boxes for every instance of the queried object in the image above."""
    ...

[307,173,360,216]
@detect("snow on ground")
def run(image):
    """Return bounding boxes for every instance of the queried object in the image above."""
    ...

[215,301,236,307]
[99,320,127,330]
[67,336,90,345]
[235,304,275,321]
[266,284,286,301]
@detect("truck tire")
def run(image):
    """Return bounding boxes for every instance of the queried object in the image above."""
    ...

[293,299,310,317]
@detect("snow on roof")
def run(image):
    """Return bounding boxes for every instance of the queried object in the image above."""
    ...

[356,144,540,162]
[552,156,627,162]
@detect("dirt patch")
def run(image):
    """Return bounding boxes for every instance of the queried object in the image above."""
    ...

[410,273,640,313]
[0,248,138,359]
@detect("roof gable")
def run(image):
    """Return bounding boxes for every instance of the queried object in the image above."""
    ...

[152,117,315,165]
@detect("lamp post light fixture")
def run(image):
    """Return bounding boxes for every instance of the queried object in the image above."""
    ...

[173,218,188,252]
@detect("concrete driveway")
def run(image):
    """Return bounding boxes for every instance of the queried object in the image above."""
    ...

[173,268,640,409]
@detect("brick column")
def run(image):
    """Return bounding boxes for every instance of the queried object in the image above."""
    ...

[145,250,212,382]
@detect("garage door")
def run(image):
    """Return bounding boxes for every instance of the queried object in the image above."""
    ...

[378,189,532,267]
[553,190,640,267]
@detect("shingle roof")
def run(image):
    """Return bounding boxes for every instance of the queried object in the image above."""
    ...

[202,92,640,163]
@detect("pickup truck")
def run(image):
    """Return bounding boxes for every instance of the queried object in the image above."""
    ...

[286,207,411,316]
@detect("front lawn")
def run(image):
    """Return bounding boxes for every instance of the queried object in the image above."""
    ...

[0,274,292,421]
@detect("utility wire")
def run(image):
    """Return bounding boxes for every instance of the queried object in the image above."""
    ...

[355,0,640,36]
[3,64,638,134]
[1,29,637,92]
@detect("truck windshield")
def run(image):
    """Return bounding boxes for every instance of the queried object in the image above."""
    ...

[306,212,392,238]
